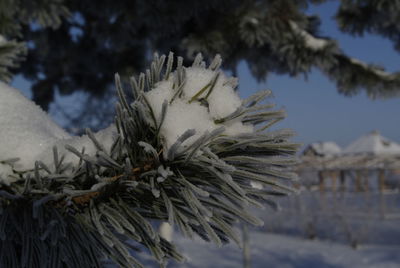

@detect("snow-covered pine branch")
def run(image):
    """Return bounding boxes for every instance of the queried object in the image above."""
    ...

[0,52,299,268]
[288,20,400,98]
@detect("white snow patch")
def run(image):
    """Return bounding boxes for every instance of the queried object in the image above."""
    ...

[0,35,6,45]
[183,67,242,119]
[168,232,400,268]
[303,34,328,50]
[250,181,263,189]
[159,222,173,242]
[289,21,329,51]
[0,163,17,185]
[144,79,175,121]
[0,81,71,172]
[145,67,253,150]
[0,82,117,180]
[349,58,392,78]
[223,120,254,136]
[161,98,214,148]
[248,17,259,25]
[37,125,118,167]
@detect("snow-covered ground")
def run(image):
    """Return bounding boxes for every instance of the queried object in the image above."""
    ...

[134,189,400,268]
[260,190,400,246]
[138,231,400,268]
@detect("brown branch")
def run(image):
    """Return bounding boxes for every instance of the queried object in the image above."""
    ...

[62,156,160,206]
[72,192,100,205]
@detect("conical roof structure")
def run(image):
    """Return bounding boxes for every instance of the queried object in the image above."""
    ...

[343,130,400,155]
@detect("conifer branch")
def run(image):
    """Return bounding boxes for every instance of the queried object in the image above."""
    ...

[0,52,299,267]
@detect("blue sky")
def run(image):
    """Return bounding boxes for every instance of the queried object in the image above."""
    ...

[12,1,400,149]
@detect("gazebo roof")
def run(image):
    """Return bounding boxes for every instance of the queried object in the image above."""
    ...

[298,131,400,171]
[343,131,400,155]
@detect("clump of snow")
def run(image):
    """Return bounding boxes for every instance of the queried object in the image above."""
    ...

[0,81,71,172]
[37,125,118,167]
[223,120,253,136]
[182,67,243,119]
[250,181,263,189]
[0,82,117,182]
[161,99,213,147]
[349,58,392,78]
[289,21,328,51]
[159,222,173,242]
[0,163,17,185]
[145,67,253,150]
[0,35,6,45]
[248,17,259,26]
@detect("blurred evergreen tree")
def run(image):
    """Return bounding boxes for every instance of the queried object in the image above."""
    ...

[1,0,400,112]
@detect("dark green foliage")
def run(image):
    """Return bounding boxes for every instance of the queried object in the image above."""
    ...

[0,203,105,268]
[0,0,67,82]
[336,0,400,51]
[323,54,400,99]
[1,0,400,116]
[0,0,68,36]
[0,53,299,267]
[0,38,26,82]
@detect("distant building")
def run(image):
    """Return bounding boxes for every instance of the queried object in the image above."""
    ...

[342,130,400,156]
[298,131,400,192]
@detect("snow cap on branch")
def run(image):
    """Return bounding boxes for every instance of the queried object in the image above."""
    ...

[289,21,329,51]
[145,66,253,150]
